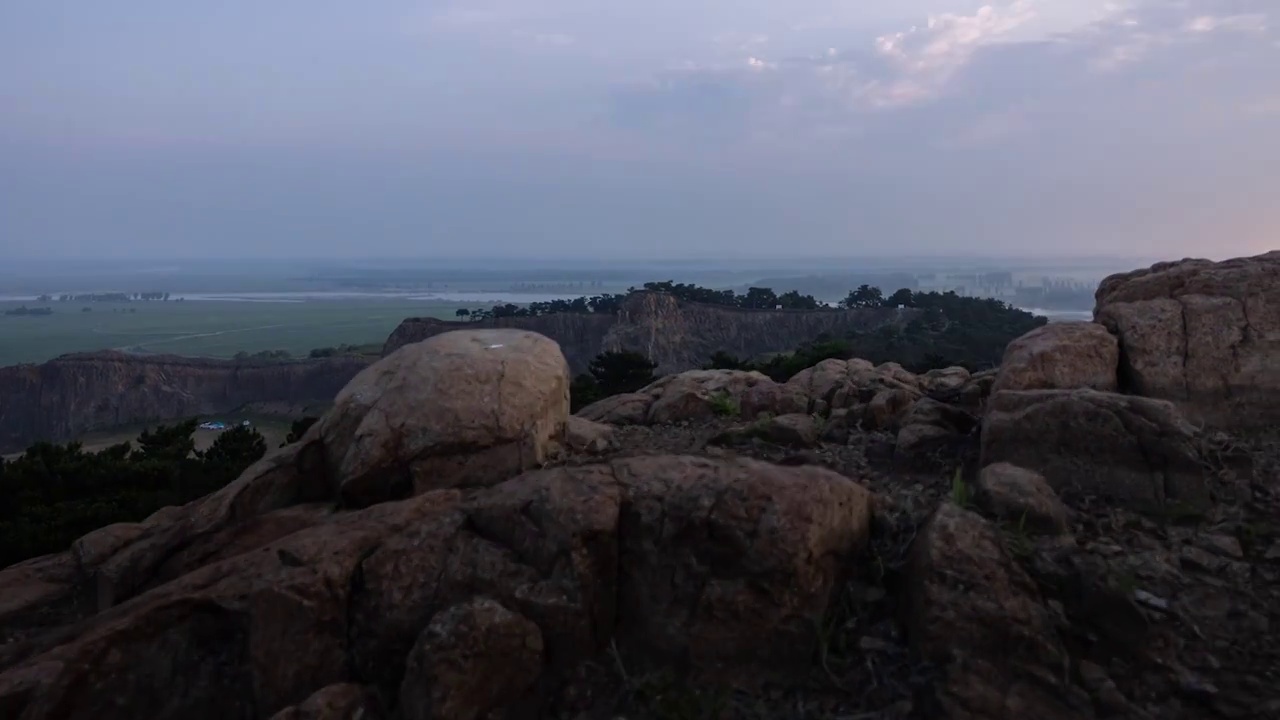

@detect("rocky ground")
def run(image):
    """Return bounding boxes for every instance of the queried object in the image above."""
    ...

[552,419,943,719]
[550,417,1280,719]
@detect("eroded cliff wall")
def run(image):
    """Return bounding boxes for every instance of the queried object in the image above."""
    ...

[0,351,370,453]
[384,292,910,375]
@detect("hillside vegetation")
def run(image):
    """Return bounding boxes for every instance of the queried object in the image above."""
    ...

[0,420,280,566]
[566,283,1044,410]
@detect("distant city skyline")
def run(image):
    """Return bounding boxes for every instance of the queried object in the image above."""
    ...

[2,0,1277,259]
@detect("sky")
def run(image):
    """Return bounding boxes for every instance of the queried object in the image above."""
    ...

[1,0,1277,260]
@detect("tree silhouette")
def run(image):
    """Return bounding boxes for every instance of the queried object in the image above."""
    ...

[840,284,885,309]
[886,288,915,307]
[280,416,320,447]
[589,350,658,396]
[199,425,267,475]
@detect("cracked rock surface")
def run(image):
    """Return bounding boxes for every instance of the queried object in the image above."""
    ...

[1095,250,1280,430]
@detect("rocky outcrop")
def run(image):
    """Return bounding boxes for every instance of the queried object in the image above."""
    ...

[384,291,907,375]
[1094,250,1280,430]
[0,329,875,720]
[0,454,871,720]
[981,389,1210,513]
[7,245,1280,719]
[992,321,1119,394]
[577,360,989,429]
[0,351,369,453]
[905,503,1092,719]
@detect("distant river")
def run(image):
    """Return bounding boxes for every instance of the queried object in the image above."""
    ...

[177,291,582,304]
[1022,308,1093,322]
[0,291,583,305]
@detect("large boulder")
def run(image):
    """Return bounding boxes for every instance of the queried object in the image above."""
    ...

[785,358,920,416]
[893,398,979,466]
[862,388,921,431]
[0,330,572,624]
[992,322,1119,394]
[319,329,571,507]
[981,389,1210,513]
[921,366,971,396]
[398,598,543,720]
[0,455,872,720]
[905,503,1092,719]
[1094,251,1280,430]
[603,455,871,681]
[562,416,615,454]
[644,370,774,423]
[576,370,784,425]
[575,360,929,426]
[574,392,651,425]
[974,463,1071,536]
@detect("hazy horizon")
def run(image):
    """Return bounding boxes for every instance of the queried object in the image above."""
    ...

[3,0,1277,260]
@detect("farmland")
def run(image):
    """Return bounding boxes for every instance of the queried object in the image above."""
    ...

[0,297,468,366]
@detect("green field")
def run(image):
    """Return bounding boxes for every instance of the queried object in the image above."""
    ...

[0,298,468,366]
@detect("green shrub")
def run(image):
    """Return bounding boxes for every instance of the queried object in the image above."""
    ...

[0,420,268,567]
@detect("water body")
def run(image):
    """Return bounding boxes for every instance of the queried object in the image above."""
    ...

[1023,308,1093,321]
[177,291,582,304]
[0,291,581,305]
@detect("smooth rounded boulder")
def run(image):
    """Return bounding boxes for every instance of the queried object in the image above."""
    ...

[318,329,571,507]
[975,462,1071,536]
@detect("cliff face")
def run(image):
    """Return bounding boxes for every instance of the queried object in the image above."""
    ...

[384,292,909,375]
[0,351,370,453]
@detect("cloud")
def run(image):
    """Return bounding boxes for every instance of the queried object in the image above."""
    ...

[1087,3,1271,69]
[1184,13,1267,33]
[4,0,1278,259]
[599,0,1275,140]
[868,2,1037,106]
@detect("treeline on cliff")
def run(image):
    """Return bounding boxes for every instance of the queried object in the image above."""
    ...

[456,280,822,319]
[453,279,1037,322]
[568,289,1045,411]
[0,420,271,566]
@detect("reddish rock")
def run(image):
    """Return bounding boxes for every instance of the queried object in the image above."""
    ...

[981,389,1209,513]
[1094,251,1280,429]
[563,416,615,454]
[905,503,1092,719]
[320,329,570,507]
[398,598,543,720]
[992,322,1120,394]
[975,463,1072,536]
[0,456,871,720]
